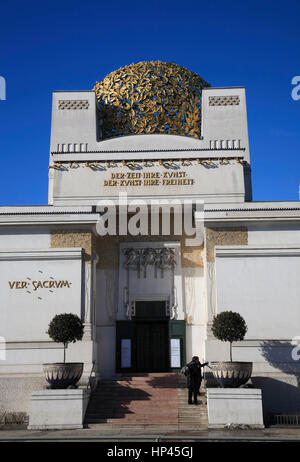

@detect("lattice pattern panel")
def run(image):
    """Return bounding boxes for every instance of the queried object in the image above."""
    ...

[58,100,89,110]
[209,96,240,106]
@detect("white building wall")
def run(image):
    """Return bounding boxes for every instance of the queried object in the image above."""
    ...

[206,244,300,415]
[0,250,83,342]
[0,228,51,249]
[0,246,96,413]
[248,224,300,246]
[214,246,300,340]
[201,87,250,163]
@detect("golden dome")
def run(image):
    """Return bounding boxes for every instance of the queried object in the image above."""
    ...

[93,61,210,140]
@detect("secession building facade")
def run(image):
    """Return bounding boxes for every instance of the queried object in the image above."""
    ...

[1,61,300,417]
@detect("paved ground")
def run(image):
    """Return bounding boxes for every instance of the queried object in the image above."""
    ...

[1,425,300,441]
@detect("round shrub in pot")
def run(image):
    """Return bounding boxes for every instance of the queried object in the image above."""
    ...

[43,313,84,389]
[210,311,252,388]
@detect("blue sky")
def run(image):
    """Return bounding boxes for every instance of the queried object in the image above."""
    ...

[0,0,299,205]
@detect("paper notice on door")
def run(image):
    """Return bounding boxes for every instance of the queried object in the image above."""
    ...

[170,338,181,368]
[121,338,131,368]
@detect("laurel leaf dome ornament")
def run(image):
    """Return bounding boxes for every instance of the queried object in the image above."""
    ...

[93,61,210,140]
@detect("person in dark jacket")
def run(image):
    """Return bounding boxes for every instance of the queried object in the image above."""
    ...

[185,356,208,405]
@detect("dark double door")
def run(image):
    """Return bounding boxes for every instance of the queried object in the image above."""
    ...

[116,300,186,373]
[135,321,168,372]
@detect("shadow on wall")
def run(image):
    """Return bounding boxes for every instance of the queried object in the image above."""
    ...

[254,341,300,415]
[251,376,300,416]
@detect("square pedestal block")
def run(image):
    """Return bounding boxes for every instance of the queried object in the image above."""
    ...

[28,389,90,430]
[207,388,264,429]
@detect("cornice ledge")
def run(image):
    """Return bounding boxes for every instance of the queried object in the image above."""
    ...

[0,248,83,261]
[215,245,300,257]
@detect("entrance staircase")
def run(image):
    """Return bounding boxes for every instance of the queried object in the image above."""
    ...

[84,373,208,432]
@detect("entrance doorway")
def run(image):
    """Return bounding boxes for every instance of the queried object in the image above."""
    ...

[135,320,168,372]
[116,301,186,373]
[134,301,168,372]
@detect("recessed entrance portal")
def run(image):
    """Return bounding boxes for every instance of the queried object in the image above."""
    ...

[116,300,186,374]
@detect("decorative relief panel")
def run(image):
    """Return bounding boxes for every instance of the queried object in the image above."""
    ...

[206,227,248,262]
[51,230,94,262]
[58,100,89,110]
[123,247,176,278]
[209,96,240,106]
[95,235,203,270]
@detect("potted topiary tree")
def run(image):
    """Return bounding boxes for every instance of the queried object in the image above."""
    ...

[43,313,84,389]
[210,311,252,388]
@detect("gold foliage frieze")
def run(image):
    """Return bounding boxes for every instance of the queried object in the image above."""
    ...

[49,157,245,171]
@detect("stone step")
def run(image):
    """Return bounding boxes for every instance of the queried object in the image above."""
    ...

[97,385,180,388]
[88,411,179,416]
[87,413,179,418]
[104,380,179,385]
[89,399,177,404]
[179,415,207,420]
[91,395,178,399]
[89,404,179,410]
[91,396,177,399]
[90,402,177,405]
[179,403,207,407]
[87,423,181,430]
[91,397,177,401]
[179,419,207,423]
[104,415,179,420]
[88,403,176,408]
[179,420,208,424]
[93,389,179,394]
[86,423,209,432]
[88,418,180,426]
[94,390,177,394]
[178,418,204,424]
[87,411,179,417]
[113,378,181,382]
[179,410,207,414]
[101,379,180,383]
[179,412,207,416]
[178,425,208,431]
